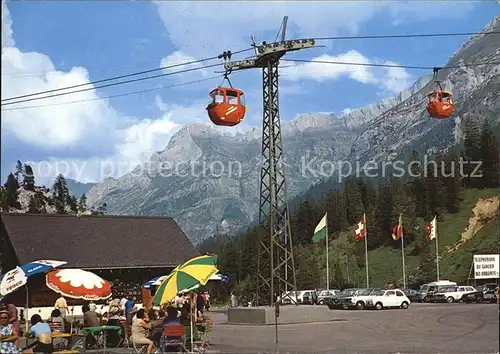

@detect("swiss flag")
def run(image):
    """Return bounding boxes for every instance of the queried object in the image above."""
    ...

[353,215,366,241]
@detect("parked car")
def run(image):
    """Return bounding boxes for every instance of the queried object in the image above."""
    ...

[317,289,340,305]
[419,280,457,302]
[334,288,383,310]
[462,283,498,303]
[301,290,318,305]
[403,289,420,302]
[324,288,367,309]
[365,289,411,310]
[430,285,476,303]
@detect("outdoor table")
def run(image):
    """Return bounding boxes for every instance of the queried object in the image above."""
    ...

[18,332,75,352]
[79,325,122,350]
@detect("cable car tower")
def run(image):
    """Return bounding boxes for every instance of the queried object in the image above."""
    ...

[222,17,316,306]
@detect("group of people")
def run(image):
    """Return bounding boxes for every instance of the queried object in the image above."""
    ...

[0,301,57,353]
[127,291,212,353]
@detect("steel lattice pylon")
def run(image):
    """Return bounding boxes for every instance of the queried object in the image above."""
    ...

[255,60,297,307]
[222,17,315,307]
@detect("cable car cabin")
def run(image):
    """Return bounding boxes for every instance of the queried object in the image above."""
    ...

[207,87,246,127]
[426,90,454,119]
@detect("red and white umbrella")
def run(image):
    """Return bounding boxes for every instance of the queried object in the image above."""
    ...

[46,269,112,300]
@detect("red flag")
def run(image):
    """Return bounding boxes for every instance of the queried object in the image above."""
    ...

[425,216,437,243]
[353,215,366,241]
[392,214,403,240]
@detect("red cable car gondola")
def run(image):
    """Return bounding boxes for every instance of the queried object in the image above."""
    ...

[206,74,246,127]
[426,68,454,120]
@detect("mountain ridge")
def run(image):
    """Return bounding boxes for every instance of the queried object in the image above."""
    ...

[87,16,500,243]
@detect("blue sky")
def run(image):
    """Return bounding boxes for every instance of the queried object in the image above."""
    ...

[1,0,498,185]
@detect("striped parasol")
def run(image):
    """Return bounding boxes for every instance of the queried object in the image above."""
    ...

[152,254,218,306]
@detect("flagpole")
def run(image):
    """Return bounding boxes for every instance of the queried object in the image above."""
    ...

[435,215,440,281]
[400,214,406,289]
[364,213,369,288]
[326,212,329,290]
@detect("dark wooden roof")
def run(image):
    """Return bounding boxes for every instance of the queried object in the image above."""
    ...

[1,213,199,269]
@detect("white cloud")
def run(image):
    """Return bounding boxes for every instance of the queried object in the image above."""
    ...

[1,1,183,184]
[1,0,14,48]
[155,1,382,58]
[160,50,213,82]
[280,51,414,94]
[155,1,474,58]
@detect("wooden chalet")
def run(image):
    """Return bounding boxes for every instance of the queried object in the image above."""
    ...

[0,213,199,308]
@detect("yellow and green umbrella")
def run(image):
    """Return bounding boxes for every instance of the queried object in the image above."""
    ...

[152,254,218,306]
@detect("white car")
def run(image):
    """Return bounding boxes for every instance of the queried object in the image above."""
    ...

[365,289,411,310]
[430,285,477,303]
[335,288,383,310]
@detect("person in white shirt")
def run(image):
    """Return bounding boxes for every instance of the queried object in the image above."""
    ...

[119,297,128,312]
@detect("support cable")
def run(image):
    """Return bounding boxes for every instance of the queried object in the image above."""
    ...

[1,47,253,103]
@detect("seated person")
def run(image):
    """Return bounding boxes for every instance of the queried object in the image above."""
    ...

[24,314,53,353]
[159,306,183,352]
[82,304,100,328]
[151,310,165,347]
[130,309,154,354]
[81,305,100,349]
[106,309,126,347]
[0,309,19,354]
[49,309,64,333]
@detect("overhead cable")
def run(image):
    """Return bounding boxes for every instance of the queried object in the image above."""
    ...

[309,30,500,41]
[1,63,223,107]
[1,75,223,111]
[3,30,498,79]
[280,58,500,71]
[1,47,252,103]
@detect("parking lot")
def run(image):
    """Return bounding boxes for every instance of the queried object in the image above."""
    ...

[207,303,499,353]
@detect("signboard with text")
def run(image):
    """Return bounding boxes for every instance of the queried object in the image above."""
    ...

[473,254,500,279]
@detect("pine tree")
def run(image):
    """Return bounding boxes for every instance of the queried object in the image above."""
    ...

[371,181,393,249]
[343,177,364,225]
[479,121,500,189]
[23,164,36,191]
[0,187,9,212]
[3,173,20,209]
[441,148,461,213]
[332,260,345,289]
[324,189,347,235]
[357,177,377,214]
[78,194,88,212]
[295,200,319,245]
[423,155,447,218]
[28,195,42,213]
[52,174,69,213]
[462,119,482,189]
[69,196,78,213]
[14,160,23,184]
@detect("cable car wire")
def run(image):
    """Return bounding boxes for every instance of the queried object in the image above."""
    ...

[3,30,499,107]
[1,62,224,107]
[281,58,500,71]
[308,30,500,41]
[4,30,497,78]
[1,75,224,112]
[1,47,253,103]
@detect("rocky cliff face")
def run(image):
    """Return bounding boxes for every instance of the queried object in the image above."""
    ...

[87,17,500,244]
[349,17,500,164]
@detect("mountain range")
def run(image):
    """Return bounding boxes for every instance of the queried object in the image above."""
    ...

[87,16,500,244]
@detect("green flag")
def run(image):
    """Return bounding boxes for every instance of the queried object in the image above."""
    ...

[312,213,327,243]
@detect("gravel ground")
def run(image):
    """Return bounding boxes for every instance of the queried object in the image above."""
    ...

[204,303,499,354]
[65,302,499,353]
